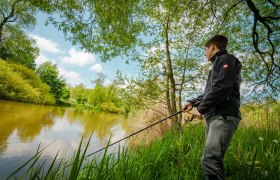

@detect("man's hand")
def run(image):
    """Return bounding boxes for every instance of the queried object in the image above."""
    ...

[183,102,193,112]
[192,108,202,119]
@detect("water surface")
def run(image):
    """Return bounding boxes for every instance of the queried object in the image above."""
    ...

[0,100,129,178]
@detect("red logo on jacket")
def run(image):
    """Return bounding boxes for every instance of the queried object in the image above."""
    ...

[223,64,228,69]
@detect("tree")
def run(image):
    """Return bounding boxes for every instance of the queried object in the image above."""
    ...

[36,62,67,103]
[70,84,88,104]
[62,86,70,100]
[91,73,107,87]
[0,0,59,69]
[88,73,108,106]
[0,0,36,41]
[0,25,39,69]
[0,0,39,68]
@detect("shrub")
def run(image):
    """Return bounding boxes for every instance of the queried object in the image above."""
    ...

[0,60,55,104]
[100,102,122,113]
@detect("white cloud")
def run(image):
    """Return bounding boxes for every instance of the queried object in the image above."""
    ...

[31,34,62,54]
[90,64,102,73]
[35,54,56,66]
[58,67,81,86]
[61,48,96,67]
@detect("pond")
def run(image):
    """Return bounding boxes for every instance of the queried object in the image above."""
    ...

[0,100,129,178]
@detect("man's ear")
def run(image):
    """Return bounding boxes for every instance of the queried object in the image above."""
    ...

[213,44,220,51]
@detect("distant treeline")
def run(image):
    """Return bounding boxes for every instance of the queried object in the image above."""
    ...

[0,59,130,114]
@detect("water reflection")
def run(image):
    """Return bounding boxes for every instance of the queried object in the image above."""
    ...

[0,100,128,178]
[0,100,56,153]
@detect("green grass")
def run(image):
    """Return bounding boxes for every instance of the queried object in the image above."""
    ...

[8,122,280,179]
[225,127,279,179]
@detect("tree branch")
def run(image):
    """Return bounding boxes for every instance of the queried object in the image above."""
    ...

[246,0,279,87]
[0,0,19,41]
[245,0,273,33]
[217,0,245,33]
[264,16,280,20]
[210,2,221,22]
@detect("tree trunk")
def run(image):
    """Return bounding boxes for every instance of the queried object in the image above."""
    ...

[164,15,179,127]
[165,68,172,115]
[178,46,191,122]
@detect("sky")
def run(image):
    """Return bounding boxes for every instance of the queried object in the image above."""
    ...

[30,12,140,88]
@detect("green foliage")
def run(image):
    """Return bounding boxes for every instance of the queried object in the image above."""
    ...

[36,62,67,103]
[62,86,70,100]
[0,0,37,29]
[100,102,122,114]
[88,85,107,106]
[68,73,126,113]
[47,0,145,61]
[0,25,39,69]
[0,0,39,69]
[70,84,88,104]
[0,60,55,104]
[114,70,164,114]
[69,82,125,113]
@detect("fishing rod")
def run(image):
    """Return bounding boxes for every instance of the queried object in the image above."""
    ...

[49,110,185,174]
[85,100,200,158]
[51,102,199,173]
[85,110,184,158]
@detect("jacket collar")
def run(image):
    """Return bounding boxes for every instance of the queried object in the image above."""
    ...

[210,50,228,63]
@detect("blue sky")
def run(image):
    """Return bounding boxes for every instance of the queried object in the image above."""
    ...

[30,12,140,88]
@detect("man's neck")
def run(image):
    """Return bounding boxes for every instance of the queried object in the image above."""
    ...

[212,49,220,57]
[209,49,220,62]
[209,49,228,63]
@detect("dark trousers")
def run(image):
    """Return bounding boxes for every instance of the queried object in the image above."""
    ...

[202,115,240,180]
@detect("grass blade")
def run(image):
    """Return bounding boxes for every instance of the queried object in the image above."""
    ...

[7,143,43,179]
[45,150,60,178]
[69,136,83,179]
[76,133,93,175]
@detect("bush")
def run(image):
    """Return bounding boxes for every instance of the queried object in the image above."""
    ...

[100,102,122,113]
[0,60,55,104]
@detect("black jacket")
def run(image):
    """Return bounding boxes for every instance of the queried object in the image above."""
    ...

[189,50,242,119]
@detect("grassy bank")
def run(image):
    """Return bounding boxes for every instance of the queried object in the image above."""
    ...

[8,124,279,179]
[78,125,280,180]
[8,102,280,179]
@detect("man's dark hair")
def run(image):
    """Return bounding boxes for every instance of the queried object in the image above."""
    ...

[205,35,228,50]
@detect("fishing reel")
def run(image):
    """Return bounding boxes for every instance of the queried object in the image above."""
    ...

[184,112,195,122]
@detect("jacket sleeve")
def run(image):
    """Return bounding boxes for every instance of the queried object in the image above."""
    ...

[188,95,203,107]
[197,56,237,114]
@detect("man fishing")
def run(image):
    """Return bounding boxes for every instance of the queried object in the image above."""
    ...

[183,35,242,180]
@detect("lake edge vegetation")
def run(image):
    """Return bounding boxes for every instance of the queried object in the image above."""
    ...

[7,101,280,179]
